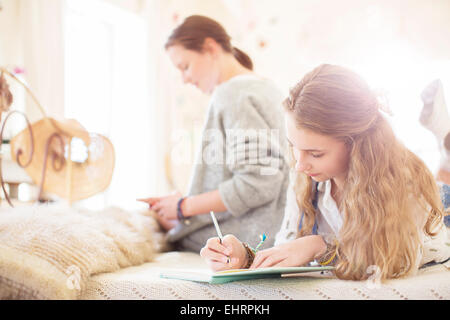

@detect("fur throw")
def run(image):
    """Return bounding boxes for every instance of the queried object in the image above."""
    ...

[0,204,166,299]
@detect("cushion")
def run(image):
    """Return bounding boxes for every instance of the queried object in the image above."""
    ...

[0,204,163,299]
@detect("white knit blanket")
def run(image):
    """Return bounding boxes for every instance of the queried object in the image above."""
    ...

[0,204,164,299]
[1,204,448,300]
[82,251,450,300]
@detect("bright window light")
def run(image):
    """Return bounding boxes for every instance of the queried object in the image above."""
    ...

[64,0,155,210]
[353,42,450,173]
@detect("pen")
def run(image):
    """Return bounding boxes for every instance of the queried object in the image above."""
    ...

[210,211,223,243]
[210,211,229,264]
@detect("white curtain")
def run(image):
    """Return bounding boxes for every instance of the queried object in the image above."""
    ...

[18,0,65,122]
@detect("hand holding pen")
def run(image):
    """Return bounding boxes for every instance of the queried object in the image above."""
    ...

[200,211,267,271]
[200,233,246,271]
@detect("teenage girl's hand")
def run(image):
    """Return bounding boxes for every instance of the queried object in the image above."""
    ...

[154,214,178,231]
[250,235,327,269]
[200,234,247,271]
[137,196,160,208]
[137,196,179,231]
[137,191,182,220]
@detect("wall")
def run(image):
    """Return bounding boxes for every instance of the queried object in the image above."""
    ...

[0,0,21,67]
[147,0,450,192]
[1,0,450,197]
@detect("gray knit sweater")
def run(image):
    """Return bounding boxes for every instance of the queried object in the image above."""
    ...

[167,74,289,252]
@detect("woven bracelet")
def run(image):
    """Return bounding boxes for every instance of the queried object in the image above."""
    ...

[242,242,255,269]
[317,240,339,266]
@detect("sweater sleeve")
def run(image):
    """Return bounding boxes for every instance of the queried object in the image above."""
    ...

[217,94,287,217]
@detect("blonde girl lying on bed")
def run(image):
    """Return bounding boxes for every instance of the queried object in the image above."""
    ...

[200,64,449,281]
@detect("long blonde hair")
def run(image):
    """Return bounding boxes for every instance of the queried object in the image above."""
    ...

[284,64,444,280]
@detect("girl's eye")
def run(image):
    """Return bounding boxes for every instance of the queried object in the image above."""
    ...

[311,153,323,158]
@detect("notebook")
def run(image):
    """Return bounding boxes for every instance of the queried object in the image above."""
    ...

[160,266,335,284]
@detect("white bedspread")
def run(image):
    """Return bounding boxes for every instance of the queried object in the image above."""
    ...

[81,251,450,300]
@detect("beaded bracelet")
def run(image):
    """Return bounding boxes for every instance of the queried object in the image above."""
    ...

[176,197,190,225]
[317,239,339,266]
[176,197,185,220]
[242,242,255,269]
[241,234,267,268]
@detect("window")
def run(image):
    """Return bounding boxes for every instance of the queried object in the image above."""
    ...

[354,44,450,172]
[64,0,156,210]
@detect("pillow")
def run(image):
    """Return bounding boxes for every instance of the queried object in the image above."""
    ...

[0,204,165,299]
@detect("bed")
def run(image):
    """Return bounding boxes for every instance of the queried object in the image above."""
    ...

[81,250,450,300]
[0,204,448,300]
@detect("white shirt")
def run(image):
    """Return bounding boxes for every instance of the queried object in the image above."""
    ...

[315,180,343,242]
[275,174,450,268]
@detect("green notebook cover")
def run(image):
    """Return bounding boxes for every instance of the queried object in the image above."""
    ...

[160,266,335,284]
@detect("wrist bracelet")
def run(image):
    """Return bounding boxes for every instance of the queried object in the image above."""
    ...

[317,239,339,266]
[242,242,255,269]
[177,197,188,222]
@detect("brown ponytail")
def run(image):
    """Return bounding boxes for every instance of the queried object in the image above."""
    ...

[165,15,253,70]
[231,47,253,70]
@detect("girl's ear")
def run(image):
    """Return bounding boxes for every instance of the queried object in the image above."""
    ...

[344,136,354,149]
[202,37,220,56]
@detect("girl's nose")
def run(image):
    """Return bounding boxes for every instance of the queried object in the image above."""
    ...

[295,157,311,173]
